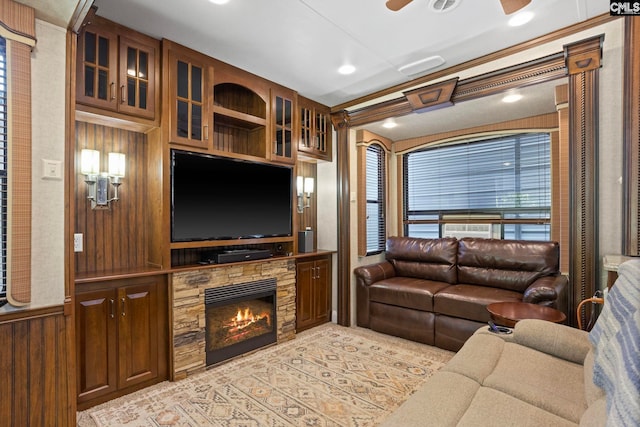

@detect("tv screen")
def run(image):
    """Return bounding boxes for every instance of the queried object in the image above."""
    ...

[171,150,293,242]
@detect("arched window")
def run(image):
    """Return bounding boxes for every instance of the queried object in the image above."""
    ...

[357,135,390,257]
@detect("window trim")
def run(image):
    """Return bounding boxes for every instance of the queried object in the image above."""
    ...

[356,131,392,257]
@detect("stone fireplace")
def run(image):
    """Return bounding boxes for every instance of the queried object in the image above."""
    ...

[171,258,296,380]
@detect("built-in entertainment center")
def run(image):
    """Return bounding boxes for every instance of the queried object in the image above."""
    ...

[73,14,334,409]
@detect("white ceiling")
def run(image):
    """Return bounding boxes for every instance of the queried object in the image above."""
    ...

[22,0,610,141]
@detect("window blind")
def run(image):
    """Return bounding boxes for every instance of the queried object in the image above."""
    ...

[366,144,386,254]
[404,133,551,240]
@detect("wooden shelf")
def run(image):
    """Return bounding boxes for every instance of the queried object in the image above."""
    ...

[213,106,267,130]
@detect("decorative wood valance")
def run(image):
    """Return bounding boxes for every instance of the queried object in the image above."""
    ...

[403,78,458,113]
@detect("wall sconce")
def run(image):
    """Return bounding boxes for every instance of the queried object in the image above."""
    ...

[296,176,314,213]
[81,149,126,209]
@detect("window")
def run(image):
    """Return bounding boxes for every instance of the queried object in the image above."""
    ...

[403,133,550,240]
[364,144,386,255]
[0,37,6,301]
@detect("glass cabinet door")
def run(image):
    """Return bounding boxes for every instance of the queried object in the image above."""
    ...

[118,35,156,119]
[169,49,210,148]
[77,26,118,111]
[272,92,294,163]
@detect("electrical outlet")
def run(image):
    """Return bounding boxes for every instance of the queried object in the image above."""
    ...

[74,233,83,252]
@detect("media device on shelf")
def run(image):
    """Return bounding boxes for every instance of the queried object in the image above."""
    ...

[171,150,293,243]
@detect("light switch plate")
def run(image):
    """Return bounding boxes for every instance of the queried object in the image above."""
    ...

[42,159,62,180]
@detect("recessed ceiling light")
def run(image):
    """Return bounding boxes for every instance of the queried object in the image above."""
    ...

[382,119,398,129]
[209,0,230,4]
[338,64,356,75]
[508,11,534,27]
[502,93,523,103]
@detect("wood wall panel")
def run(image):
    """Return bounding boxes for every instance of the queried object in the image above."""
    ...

[0,308,73,426]
[296,161,317,251]
[75,121,149,275]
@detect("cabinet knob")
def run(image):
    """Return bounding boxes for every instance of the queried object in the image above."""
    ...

[110,298,115,319]
[120,85,126,104]
[110,82,116,101]
[121,297,126,316]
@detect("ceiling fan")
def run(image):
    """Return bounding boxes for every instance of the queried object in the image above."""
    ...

[386,0,531,14]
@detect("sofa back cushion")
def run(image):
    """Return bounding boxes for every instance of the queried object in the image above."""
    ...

[386,236,458,284]
[457,238,560,292]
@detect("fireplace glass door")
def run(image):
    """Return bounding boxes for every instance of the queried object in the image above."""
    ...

[205,279,277,365]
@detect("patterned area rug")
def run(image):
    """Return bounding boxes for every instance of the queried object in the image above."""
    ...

[77,324,453,427]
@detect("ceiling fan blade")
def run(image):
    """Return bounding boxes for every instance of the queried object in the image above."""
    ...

[499,0,531,14]
[386,0,413,12]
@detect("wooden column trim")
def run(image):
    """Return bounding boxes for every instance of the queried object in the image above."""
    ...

[564,34,603,327]
[623,17,640,255]
[331,111,351,326]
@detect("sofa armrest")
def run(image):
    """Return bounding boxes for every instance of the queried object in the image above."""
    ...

[354,261,396,286]
[354,261,396,327]
[523,274,568,311]
[512,319,591,364]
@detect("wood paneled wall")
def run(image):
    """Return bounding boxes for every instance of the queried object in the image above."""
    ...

[74,122,149,275]
[0,308,74,426]
[296,161,317,251]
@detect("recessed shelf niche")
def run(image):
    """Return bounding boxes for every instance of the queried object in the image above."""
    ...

[213,83,267,157]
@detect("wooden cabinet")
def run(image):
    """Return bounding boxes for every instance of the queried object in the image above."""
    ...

[296,255,332,332]
[76,16,158,120]
[75,275,168,409]
[164,41,213,148]
[299,96,332,161]
[271,88,296,164]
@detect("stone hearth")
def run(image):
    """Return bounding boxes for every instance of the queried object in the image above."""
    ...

[171,258,296,379]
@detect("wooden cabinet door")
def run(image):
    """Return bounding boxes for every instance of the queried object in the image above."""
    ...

[296,260,315,331]
[296,256,332,332]
[76,23,118,112]
[314,257,331,324]
[271,88,295,164]
[117,34,157,119]
[75,288,118,404]
[167,48,212,148]
[117,281,159,389]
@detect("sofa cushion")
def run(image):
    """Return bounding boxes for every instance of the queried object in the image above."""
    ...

[457,238,560,292]
[370,277,449,311]
[386,236,458,284]
[442,333,506,383]
[456,387,577,427]
[484,341,587,423]
[434,284,522,322]
[379,371,481,427]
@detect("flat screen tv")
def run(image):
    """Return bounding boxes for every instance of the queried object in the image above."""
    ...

[171,150,293,242]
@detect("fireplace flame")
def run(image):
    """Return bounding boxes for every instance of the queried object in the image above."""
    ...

[232,307,271,329]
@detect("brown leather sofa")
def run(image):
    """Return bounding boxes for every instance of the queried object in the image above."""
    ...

[354,236,568,351]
